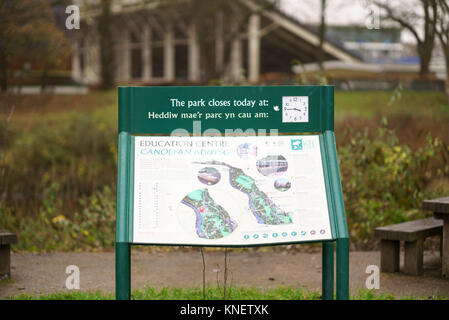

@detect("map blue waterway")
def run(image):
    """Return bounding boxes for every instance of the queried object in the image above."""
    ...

[181,189,238,239]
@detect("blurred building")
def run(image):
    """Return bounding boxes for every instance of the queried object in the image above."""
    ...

[291,23,447,90]
[325,25,406,64]
[71,0,360,85]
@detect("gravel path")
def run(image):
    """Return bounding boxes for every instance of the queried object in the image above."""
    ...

[1,250,448,299]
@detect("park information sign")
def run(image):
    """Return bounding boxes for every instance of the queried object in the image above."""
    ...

[133,135,332,246]
[116,86,349,300]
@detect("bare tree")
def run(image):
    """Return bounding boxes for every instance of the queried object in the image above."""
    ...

[317,0,327,71]
[436,0,449,104]
[28,24,70,91]
[375,0,438,77]
[97,0,115,89]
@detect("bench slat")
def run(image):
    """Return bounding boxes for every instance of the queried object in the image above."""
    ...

[422,197,449,214]
[0,230,18,245]
[374,218,443,242]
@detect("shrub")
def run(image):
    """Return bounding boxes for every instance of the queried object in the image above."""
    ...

[3,111,117,218]
[339,121,449,248]
[0,185,115,252]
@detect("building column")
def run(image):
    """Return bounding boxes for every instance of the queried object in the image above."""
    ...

[230,17,243,83]
[86,33,100,84]
[248,13,260,83]
[114,39,121,83]
[230,37,242,82]
[164,25,175,81]
[71,42,81,82]
[122,28,131,82]
[188,24,200,81]
[215,12,224,74]
[142,25,152,82]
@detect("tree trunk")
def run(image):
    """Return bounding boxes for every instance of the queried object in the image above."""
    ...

[439,35,449,105]
[418,0,436,77]
[445,56,449,106]
[40,68,49,92]
[418,41,434,77]
[317,0,326,71]
[98,0,114,89]
[419,53,431,77]
[0,48,7,92]
[446,73,449,106]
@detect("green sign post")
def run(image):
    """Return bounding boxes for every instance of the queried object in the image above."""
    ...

[116,85,349,300]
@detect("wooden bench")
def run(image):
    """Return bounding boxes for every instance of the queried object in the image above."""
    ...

[374,218,443,276]
[0,230,17,279]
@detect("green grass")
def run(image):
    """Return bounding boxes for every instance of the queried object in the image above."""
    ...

[7,286,448,300]
[334,91,449,120]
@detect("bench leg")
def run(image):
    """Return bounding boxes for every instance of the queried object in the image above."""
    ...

[404,239,424,276]
[0,244,11,278]
[443,217,449,278]
[380,240,400,273]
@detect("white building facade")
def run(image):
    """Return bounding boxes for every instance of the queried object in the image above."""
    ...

[71,0,360,85]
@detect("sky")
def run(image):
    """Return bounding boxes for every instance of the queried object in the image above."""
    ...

[279,0,368,25]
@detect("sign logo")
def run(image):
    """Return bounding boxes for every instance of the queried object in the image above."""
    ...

[291,139,303,150]
[291,138,315,151]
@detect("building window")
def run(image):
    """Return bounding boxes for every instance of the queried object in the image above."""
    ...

[131,48,142,79]
[79,52,85,75]
[175,44,188,79]
[79,39,85,77]
[152,46,164,78]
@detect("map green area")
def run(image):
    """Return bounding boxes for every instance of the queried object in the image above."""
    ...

[181,189,238,239]
[194,160,293,226]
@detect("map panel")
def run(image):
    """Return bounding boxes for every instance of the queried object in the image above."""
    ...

[133,135,333,245]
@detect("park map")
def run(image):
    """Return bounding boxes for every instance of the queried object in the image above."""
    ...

[133,136,332,246]
[182,160,293,239]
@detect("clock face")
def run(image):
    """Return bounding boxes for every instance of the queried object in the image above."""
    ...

[282,96,309,123]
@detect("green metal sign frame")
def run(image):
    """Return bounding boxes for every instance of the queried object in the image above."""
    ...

[116,85,349,300]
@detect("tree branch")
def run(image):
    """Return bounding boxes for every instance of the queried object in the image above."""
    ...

[374,1,423,44]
